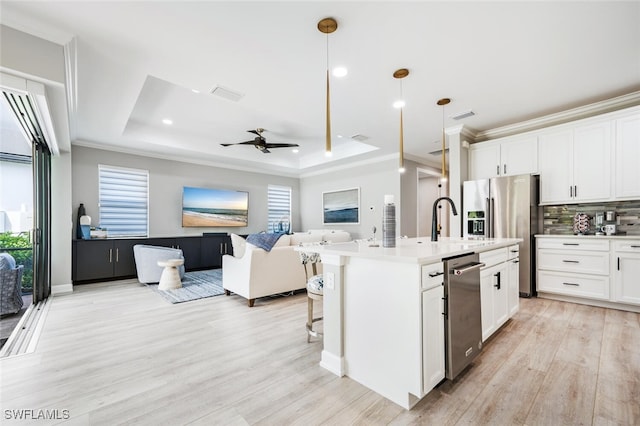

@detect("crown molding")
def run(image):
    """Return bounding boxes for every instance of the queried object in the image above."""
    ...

[474,91,640,142]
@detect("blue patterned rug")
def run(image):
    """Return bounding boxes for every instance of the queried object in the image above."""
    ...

[146,269,224,304]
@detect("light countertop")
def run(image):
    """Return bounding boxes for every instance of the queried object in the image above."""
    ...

[535,234,639,240]
[297,237,521,264]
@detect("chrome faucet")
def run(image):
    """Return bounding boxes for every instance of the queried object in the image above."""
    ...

[431,197,458,242]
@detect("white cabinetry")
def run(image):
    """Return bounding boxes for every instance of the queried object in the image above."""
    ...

[421,263,445,393]
[613,240,640,306]
[615,113,640,199]
[479,248,509,341]
[538,120,612,204]
[537,238,610,301]
[507,244,520,316]
[469,135,538,180]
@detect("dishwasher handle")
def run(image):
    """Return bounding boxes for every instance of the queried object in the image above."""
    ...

[451,262,485,276]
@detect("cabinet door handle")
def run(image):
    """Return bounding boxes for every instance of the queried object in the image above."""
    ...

[109,248,113,263]
[570,186,573,197]
[428,271,444,278]
[442,296,448,318]
[496,165,500,175]
[562,282,580,286]
[562,243,579,246]
[574,185,577,197]
[562,260,579,264]
[494,271,501,290]
[503,164,507,175]
[617,257,620,271]
[631,245,640,249]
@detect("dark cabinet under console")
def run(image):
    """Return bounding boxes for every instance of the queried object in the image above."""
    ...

[72,234,232,283]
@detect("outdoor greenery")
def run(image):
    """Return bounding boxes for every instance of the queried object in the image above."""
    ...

[0,231,33,293]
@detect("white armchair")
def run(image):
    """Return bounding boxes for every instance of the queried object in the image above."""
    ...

[133,245,185,284]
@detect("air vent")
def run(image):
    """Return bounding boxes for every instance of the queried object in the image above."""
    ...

[429,148,449,156]
[449,110,475,120]
[210,85,244,102]
[350,134,369,141]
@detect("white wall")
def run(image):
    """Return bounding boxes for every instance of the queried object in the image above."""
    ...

[72,146,300,237]
[1,25,72,294]
[299,158,401,240]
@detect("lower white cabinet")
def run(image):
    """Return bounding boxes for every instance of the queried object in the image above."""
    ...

[537,237,610,301]
[507,245,520,316]
[479,248,510,342]
[422,283,445,393]
[613,240,640,306]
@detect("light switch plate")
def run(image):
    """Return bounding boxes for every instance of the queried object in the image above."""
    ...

[325,272,335,290]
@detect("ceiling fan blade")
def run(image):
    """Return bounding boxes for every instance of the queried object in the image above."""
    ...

[247,129,261,136]
[264,143,299,148]
[220,140,259,147]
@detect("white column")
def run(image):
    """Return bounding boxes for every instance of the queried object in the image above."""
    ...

[318,254,346,376]
[445,124,471,238]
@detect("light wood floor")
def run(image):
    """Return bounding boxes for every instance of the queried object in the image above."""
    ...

[1,278,638,425]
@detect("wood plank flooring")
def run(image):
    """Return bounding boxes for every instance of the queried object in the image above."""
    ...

[1,278,638,425]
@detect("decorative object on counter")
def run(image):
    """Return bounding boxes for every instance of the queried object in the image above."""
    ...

[600,224,616,235]
[606,211,616,222]
[90,228,108,239]
[382,195,396,248]
[79,215,92,240]
[572,212,591,235]
[75,203,86,239]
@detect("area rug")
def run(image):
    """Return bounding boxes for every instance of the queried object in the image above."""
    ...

[146,269,224,304]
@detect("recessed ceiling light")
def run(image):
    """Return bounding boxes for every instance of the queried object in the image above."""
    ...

[162,118,173,125]
[393,100,405,109]
[332,67,348,77]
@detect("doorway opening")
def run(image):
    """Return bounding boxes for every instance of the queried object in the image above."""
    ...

[417,168,449,238]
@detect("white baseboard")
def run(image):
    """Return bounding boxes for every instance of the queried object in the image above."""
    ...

[51,283,73,295]
[320,350,345,377]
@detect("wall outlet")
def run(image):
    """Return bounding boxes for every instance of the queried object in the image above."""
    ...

[325,272,335,290]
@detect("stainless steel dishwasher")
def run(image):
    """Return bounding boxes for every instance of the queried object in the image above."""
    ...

[443,252,485,380]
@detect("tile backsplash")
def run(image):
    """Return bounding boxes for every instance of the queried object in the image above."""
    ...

[543,200,640,236]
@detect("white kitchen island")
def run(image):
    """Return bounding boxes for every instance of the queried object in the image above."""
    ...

[297,237,521,409]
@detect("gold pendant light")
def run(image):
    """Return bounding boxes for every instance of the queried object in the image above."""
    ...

[437,98,451,181]
[393,68,409,173]
[318,18,338,157]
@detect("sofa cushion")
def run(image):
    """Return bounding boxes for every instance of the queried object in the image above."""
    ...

[0,253,17,270]
[273,234,291,247]
[230,233,247,258]
[290,232,323,245]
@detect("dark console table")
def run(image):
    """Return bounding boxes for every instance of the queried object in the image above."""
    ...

[72,233,232,283]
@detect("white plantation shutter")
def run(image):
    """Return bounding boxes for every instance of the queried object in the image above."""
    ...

[98,165,149,237]
[268,185,291,233]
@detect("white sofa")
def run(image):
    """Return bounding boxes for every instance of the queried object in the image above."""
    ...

[222,230,351,307]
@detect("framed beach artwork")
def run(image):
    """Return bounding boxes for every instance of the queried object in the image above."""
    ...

[322,187,360,225]
[182,186,248,227]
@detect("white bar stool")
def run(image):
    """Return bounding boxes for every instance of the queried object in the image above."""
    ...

[299,251,323,342]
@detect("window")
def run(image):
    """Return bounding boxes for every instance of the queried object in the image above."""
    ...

[268,185,291,233]
[98,165,148,237]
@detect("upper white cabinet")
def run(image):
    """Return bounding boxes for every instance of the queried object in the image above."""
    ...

[469,136,538,180]
[538,120,611,204]
[614,113,640,199]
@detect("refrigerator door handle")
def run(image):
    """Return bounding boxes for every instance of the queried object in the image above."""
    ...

[485,197,491,238]
[490,197,495,238]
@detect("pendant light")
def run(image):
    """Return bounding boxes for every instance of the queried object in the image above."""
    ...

[437,98,451,181]
[393,68,409,173]
[318,18,338,157]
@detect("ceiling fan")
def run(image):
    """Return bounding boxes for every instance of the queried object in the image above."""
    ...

[220,128,299,153]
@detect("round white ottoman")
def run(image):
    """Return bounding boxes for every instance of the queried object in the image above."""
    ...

[157,258,184,290]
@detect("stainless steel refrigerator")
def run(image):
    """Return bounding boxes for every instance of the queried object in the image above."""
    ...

[462,174,541,297]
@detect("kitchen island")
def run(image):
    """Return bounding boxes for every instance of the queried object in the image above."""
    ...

[298,237,521,409]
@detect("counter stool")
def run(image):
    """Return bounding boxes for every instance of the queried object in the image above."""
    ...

[157,258,184,290]
[300,251,323,342]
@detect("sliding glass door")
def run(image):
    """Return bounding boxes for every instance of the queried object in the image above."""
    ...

[32,142,51,303]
